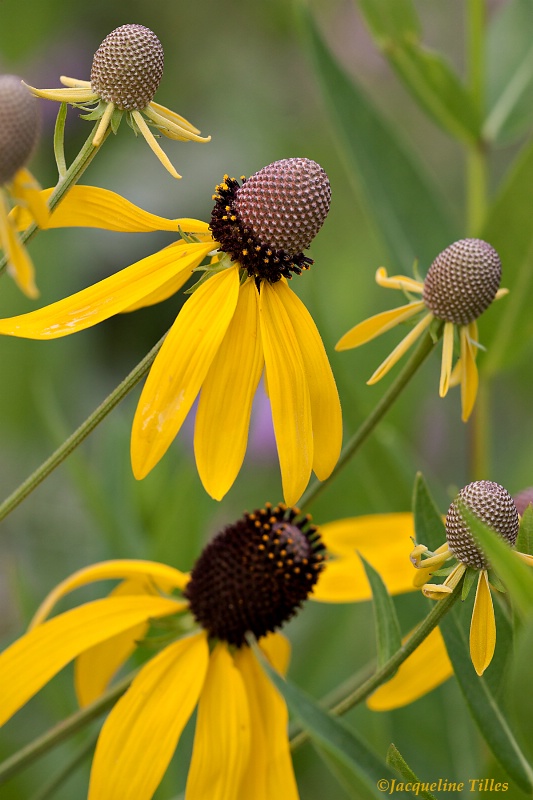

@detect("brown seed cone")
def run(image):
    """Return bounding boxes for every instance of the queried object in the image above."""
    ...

[90,24,164,110]
[423,238,501,325]
[0,76,39,185]
[446,480,519,569]
[234,157,331,256]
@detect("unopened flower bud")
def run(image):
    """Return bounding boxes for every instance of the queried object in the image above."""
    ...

[0,75,39,184]
[446,480,518,569]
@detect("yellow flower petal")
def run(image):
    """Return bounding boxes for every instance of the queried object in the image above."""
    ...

[234,636,298,800]
[88,632,209,800]
[24,84,99,103]
[259,281,313,506]
[30,559,189,628]
[74,578,186,708]
[368,312,433,384]
[313,513,417,603]
[274,280,342,481]
[132,109,181,180]
[375,267,424,294]
[0,241,212,339]
[92,101,115,147]
[10,185,210,234]
[460,322,479,422]
[10,168,50,228]
[60,75,92,89]
[143,104,211,143]
[187,643,251,800]
[470,570,496,676]
[367,626,453,710]
[194,278,264,500]
[439,321,455,397]
[148,100,202,134]
[121,243,200,313]
[0,191,38,298]
[0,595,179,727]
[335,301,426,351]
[131,266,240,479]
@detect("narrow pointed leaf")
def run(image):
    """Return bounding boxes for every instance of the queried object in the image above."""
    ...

[300,8,458,267]
[485,0,533,144]
[357,0,480,143]
[250,640,396,798]
[439,609,533,792]
[386,744,437,800]
[360,556,401,669]
[412,472,445,551]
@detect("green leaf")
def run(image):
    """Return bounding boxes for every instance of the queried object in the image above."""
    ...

[485,0,533,144]
[508,618,533,764]
[461,566,478,600]
[459,505,533,618]
[360,556,401,669]
[386,744,438,800]
[481,138,533,373]
[439,610,533,792]
[516,505,533,556]
[356,0,420,41]
[300,7,459,268]
[250,640,396,799]
[356,0,481,144]
[412,472,445,551]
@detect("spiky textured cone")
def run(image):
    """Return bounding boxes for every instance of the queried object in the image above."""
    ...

[185,505,325,646]
[446,480,519,569]
[90,24,164,110]
[0,76,39,184]
[234,157,331,256]
[423,238,501,325]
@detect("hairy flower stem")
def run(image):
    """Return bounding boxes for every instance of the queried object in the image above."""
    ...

[289,588,460,750]
[300,327,440,510]
[0,117,110,278]
[0,671,136,785]
[0,333,166,525]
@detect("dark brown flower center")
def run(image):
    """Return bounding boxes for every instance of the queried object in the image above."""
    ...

[0,75,39,185]
[90,24,164,110]
[423,238,501,325]
[209,158,331,283]
[185,503,326,646]
[446,480,519,569]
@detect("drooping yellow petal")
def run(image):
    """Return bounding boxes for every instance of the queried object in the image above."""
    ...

[131,266,240,479]
[259,281,313,506]
[313,513,417,603]
[516,552,533,566]
[30,559,189,628]
[234,635,298,800]
[148,100,202,134]
[74,579,186,708]
[439,321,455,397]
[0,241,213,340]
[335,301,425,351]
[367,626,453,710]
[11,185,210,235]
[10,168,50,228]
[0,595,179,727]
[187,643,251,800]
[132,109,181,180]
[274,280,342,481]
[88,632,209,800]
[0,191,38,298]
[121,244,201,313]
[470,570,496,676]
[460,322,479,422]
[368,312,433,384]
[143,104,211,143]
[24,84,99,103]
[60,76,92,88]
[92,101,115,146]
[194,278,264,500]
[375,267,424,294]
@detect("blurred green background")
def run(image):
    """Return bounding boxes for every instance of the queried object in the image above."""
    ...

[1,0,533,797]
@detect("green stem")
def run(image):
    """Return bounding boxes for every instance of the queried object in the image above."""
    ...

[30,733,98,800]
[290,588,460,750]
[465,0,486,237]
[300,328,440,510]
[0,120,110,278]
[0,333,166,525]
[0,670,136,785]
